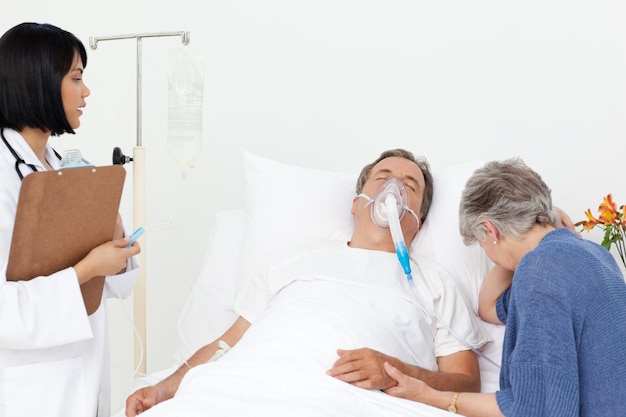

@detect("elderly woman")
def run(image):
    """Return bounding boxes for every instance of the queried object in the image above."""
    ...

[382,158,626,417]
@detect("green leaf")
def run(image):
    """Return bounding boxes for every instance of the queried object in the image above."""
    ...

[602,228,613,250]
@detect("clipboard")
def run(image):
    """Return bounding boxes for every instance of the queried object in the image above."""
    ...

[6,165,126,315]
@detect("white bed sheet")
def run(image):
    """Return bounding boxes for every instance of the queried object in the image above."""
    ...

[119,278,475,417]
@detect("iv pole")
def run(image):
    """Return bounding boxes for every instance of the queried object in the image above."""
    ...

[89,31,191,376]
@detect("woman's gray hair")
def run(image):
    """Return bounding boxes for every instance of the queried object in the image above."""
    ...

[459,158,561,245]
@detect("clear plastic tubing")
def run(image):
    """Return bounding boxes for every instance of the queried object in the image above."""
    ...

[385,194,413,285]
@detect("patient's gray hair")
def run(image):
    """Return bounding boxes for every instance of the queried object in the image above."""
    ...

[459,158,560,245]
[356,149,434,222]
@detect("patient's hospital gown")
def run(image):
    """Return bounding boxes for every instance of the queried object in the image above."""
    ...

[142,240,488,417]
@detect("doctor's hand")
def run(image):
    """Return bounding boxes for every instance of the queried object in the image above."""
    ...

[73,237,140,285]
[327,348,402,390]
[125,385,165,416]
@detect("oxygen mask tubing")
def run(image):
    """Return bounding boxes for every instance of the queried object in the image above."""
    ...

[357,177,420,286]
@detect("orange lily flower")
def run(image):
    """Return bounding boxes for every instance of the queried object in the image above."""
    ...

[598,194,618,225]
[578,195,626,270]
[579,208,600,232]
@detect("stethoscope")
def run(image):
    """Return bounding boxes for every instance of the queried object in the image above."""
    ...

[1,128,61,181]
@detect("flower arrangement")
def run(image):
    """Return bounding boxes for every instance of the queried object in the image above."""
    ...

[576,194,626,269]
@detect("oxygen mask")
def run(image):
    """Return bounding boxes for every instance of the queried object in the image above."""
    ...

[357,177,420,282]
[357,177,420,230]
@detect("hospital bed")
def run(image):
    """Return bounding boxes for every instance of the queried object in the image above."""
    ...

[114,152,505,416]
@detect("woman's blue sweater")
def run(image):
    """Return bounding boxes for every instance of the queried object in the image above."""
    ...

[496,228,626,416]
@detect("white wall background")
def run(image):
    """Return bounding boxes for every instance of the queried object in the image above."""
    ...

[2,0,625,412]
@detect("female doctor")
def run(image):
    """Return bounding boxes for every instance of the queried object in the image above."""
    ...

[0,22,140,417]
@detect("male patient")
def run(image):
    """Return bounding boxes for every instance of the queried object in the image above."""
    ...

[125,149,487,416]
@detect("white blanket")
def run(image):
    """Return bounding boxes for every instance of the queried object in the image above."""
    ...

[131,279,468,416]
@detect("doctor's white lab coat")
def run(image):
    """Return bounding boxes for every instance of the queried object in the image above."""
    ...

[0,129,139,417]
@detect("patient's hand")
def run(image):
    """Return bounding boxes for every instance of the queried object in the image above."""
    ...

[327,348,400,390]
[125,385,165,416]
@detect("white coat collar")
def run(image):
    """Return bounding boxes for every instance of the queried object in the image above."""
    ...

[1,128,62,175]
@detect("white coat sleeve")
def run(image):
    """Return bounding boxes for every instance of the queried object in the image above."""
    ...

[0,265,93,349]
[104,254,139,299]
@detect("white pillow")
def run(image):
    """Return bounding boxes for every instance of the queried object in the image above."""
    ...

[236,152,357,293]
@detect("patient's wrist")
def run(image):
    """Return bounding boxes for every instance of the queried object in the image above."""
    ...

[160,371,185,400]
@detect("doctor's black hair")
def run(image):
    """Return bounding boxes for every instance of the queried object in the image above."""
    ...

[0,22,88,135]
[356,148,434,223]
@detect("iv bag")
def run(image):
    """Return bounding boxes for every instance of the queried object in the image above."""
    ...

[167,47,205,175]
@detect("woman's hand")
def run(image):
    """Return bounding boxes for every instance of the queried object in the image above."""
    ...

[73,237,140,284]
[383,361,432,402]
[555,208,582,237]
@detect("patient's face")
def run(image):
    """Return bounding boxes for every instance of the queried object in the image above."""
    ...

[354,156,425,242]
